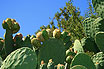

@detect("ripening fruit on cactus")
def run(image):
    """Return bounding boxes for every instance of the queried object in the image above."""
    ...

[2,20,9,29]
[12,22,20,34]
[11,19,16,23]
[53,29,61,38]
[36,32,45,42]
[31,38,41,48]
[5,18,12,29]
[13,33,23,42]
[46,29,53,37]
[57,64,65,69]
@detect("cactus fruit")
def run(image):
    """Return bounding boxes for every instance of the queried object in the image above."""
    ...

[38,38,65,65]
[12,22,20,34]
[66,56,72,64]
[91,52,104,69]
[1,47,37,69]
[30,35,36,40]
[31,38,41,48]
[56,64,65,69]
[2,18,20,34]
[53,29,61,38]
[70,65,87,69]
[13,33,23,42]
[46,29,53,37]
[70,53,96,69]
[40,60,47,69]
[2,20,9,29]
[36,31,45,42]
[47,59,54,69]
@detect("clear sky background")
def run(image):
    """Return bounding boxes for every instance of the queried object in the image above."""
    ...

[0,0,89,38]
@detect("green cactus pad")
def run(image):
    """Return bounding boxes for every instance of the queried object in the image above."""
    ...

[73,39,84,53]
[70,65,87,69]
[83,17,95,38]
[95,32,104,52]
[81,37,99,53]
[38,38,65,65]
[1,47,37,69]
[83,17,104,38]
[70,53,96,69]
[92,0,104,18]
[91,52,104,69]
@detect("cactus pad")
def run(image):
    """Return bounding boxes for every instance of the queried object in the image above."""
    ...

[92,0,104,18]
[38,38,65,65]
[95,32,104,52]
[70,65,87,69]
[70,53,96,69]
[1,47,37,69]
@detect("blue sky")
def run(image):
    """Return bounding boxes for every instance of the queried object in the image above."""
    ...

[0,0,89,38]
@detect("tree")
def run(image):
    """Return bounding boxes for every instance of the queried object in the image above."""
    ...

[35,0,85,41]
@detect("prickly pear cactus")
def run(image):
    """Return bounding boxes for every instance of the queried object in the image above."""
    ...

[70,65,87,69]
[83,17,104,38]
[38,38,65,65]
[70,53,96,69]
[81,37,99,53]
[73,39,84,53]
[95,32,104,52]
[2,18,20,56]
[92,0,104,18]
[83,17,95,38]
[1,47,37,69]
[91,52,104,69]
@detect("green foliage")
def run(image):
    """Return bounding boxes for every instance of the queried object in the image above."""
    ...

[1,47,37,69]
[38,38,65,65]
[36,0,85,41]
[70,53,96,69]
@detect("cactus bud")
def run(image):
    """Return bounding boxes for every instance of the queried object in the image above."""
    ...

[53,29,61,38]
[31,38,41,48]
[12,22,20,34]
[14,33,23,42]
[46,29,53,37]
[40,60,47,69]
[2,20,9,29]
[36,32,45,42]
[57,64,64,69]
[47,59,54,69]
